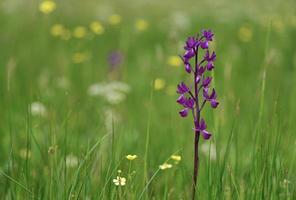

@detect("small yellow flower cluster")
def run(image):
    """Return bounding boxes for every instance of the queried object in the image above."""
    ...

[238,25,253,42]
[51,21,106,40]
[89,21,105,35]
[159,163,172,170]
[50,24,72,40]
[154,78,166,91]
[126,154,137,161]
[171,155,181,163]
[47,15,152,43]
[39,0,56,14]
[159,154,182,170]
[167,56,182,67]
[108,14,122,25]
[135,19,149,31]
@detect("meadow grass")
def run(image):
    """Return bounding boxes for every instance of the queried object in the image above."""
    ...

[0,0,296,199]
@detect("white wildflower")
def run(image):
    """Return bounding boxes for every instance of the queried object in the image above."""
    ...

[30,102,47,117]
[66,154,78,168]
[87,81,130,104]
[113,176,126,186]
[88,83,107,96]
[105,91,126,104]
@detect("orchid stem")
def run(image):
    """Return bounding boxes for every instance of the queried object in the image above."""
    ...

[192,46,200,200]
[192,130,200,200]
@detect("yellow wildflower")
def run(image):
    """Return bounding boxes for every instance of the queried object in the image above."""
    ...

[108,14,122,25]
[171,155,181,162]
[50,24,64,37]
[159,163,172,170]
[135,19,148,31]
[113,176,126,186]
[167,56,182,67]
[39,0,56,14]
[154,78,165,91]
[126,154,137,161]
[89,21,104,35]
[72,52,88,64]
[238,25,253,42]
[73,26,87,38]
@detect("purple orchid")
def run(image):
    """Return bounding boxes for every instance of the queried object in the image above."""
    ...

[203,29,214,41]
[175,29,218,200]
[204,50,216,62]
[203,88,219,108]
[177,82,190,94]
[108,51,123,70]
[202,76,212,87]
[194,119,211,139]
[184,37,199,50]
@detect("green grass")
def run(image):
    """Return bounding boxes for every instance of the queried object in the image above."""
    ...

[0,0,296,199]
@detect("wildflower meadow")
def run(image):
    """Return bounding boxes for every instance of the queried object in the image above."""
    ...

[0,0,296,199]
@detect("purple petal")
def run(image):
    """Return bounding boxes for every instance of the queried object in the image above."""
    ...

[204,51,216,62]
[211,99,219,108]
[203,29,214,41]
[179,108,189,117]
[177,82,189,94]
[203,88,210,99]
[202,130,211,140]
[203,77,212,87]
[200,119,207,130]
[206,62,214,70]
[196,75,201,84]
[177,95,186,105]
[200,41,209,49]
[185,63,191,73]
[204,50,209,60]
[198,66,206,75]
[183,49,195,59]
[185,98,195,109]
[210,88,217,99]
[184,37,198,50]
[210,52,216,61]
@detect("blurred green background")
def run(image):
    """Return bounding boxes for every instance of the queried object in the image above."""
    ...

[0,0,296,199]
